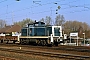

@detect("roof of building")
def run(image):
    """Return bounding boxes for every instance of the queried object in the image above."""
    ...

[0,25,21,33]
[0,26,11,33]
[6,25,21,33]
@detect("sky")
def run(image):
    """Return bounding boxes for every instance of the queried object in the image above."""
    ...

[0,0,90,25]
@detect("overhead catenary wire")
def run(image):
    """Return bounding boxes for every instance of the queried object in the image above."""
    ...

[1,5,90,17]
[4,5,90,21]
[0,0,79,17]
[0,0,90,23]
[4,9,56,20]
[0,0,7,3]
[1,10,90,21]
[0,2,15,10]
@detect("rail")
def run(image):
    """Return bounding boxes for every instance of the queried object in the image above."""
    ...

[0,56,18,60]
[0,48,89,60]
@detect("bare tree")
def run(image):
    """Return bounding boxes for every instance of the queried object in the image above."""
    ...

[45,16,52,25]
[82,22,89,31]
[63,20,90,35]
[40,18,44,22]
[55,14,65,26]
[14,18,34,27]
[0,19,6,28]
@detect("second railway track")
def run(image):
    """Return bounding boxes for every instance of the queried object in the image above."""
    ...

[0,47,90,60]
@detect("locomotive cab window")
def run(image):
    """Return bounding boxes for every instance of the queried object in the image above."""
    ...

[54,28,60,36]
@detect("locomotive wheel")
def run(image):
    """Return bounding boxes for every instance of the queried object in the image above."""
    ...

[54,40,58,46]
[1,40,3,43]
[40,40,45,46]
[20,39,24,44]
[36,39,47,46]
[42,40,47,46]
[13,41,16,44]
[6,40,9,44]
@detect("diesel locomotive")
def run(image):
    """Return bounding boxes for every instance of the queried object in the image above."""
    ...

[19,21,63,46]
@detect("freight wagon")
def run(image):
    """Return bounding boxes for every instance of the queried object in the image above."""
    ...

[0,25,21,43]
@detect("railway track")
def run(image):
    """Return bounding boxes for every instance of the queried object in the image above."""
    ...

[53,47,90,52]
[0,44,90,53]
[0,48,90,60]
[0,56,18,60]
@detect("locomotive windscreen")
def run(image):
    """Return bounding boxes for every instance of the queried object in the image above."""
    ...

[54,28,60,36]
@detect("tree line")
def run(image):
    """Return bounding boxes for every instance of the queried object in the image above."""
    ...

[0,14,90,38]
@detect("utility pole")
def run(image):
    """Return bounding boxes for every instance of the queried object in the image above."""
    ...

[83,33,85,46]
[6,5,8,20]
[12,11,14,25]
[50,7,52,25]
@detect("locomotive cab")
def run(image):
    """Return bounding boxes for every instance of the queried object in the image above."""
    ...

[47,26,63,46]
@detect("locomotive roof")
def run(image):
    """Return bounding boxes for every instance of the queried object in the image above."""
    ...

[28,21,45,27]
[28,21,45,25]
[34,21,45,24]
